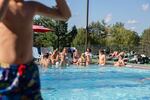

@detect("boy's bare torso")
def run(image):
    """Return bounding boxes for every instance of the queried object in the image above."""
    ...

[0,1,36,64]
[0,0,71,66]
[99,54,106,65]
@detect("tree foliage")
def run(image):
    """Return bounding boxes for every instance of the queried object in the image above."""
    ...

[33,17,56,47]
[72,21,140,51]
[88,20,109,46]
[33,16,77,49]
[66,25,78,47]
[72,28,86,46]
[106,22,140,51]
[140,28,150,55]
[33,17,147,54]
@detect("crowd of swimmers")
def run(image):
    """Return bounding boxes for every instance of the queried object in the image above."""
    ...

[99,49,126,67]
[39,48,69,68]
[39,47,128,68]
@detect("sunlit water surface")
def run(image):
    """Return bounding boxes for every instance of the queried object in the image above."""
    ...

[40,65,150,100]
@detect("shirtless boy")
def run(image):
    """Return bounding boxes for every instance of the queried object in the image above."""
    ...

[0,0,71,99]
[99,49,106,65]
[114,56,125,67]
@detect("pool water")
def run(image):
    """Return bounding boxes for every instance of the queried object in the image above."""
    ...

[40,65,150,100]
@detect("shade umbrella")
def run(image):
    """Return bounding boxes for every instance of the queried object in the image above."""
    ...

[32,25,54,32]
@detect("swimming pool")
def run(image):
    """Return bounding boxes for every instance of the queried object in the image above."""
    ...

[40,65,150,100]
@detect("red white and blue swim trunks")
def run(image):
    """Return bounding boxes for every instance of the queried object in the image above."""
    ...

[0,61,42,100]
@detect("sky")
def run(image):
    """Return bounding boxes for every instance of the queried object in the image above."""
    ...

[36,0,150,34]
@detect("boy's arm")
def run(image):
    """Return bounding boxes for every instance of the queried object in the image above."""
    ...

[0,0,9,21]
[33,0,71,21]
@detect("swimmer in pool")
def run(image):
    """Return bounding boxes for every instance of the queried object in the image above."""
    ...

[99,49,106,66]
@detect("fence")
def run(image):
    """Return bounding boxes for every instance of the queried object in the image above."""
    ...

[75,45,150,56]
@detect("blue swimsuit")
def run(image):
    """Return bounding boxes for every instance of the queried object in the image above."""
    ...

[0,61,42,100]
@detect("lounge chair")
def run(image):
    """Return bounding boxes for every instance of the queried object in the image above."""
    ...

[32,47,41,61]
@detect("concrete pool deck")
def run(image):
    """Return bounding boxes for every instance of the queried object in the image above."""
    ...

[126,64,150,70]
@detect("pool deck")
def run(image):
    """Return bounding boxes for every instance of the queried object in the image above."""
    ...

[126,64,150,70]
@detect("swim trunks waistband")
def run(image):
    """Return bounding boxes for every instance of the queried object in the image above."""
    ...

[0,60,34,69]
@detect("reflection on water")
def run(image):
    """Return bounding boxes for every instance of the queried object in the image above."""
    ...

[40,65,150,100]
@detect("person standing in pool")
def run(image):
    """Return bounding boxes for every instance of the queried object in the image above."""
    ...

[99,49,106,65]
[114,56,125,67]
[0,0,71,99]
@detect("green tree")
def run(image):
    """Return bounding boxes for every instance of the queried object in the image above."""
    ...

[66,25,78,47]
[33,16,56,47]
[140,28,150,56]
[88,21,108,46]
[54,21,68,49]
[33,16,69,49]
[106,22,140,51]
[34,33,56,47]
[72,28,86,51]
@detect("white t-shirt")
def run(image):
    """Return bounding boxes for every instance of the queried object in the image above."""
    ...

[85,52,92,58]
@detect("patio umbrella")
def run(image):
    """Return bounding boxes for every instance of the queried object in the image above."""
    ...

[32,25,54,32]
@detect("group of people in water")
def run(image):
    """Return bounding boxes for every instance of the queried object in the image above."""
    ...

[40,48,69,67]
[39,47,126,68]
[39,48,92,67]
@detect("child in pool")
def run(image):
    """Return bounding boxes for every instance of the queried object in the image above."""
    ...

[99,49,106,65]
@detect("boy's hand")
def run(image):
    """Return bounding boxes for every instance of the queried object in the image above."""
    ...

[34,0,71,21]
[55,0,71,21]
